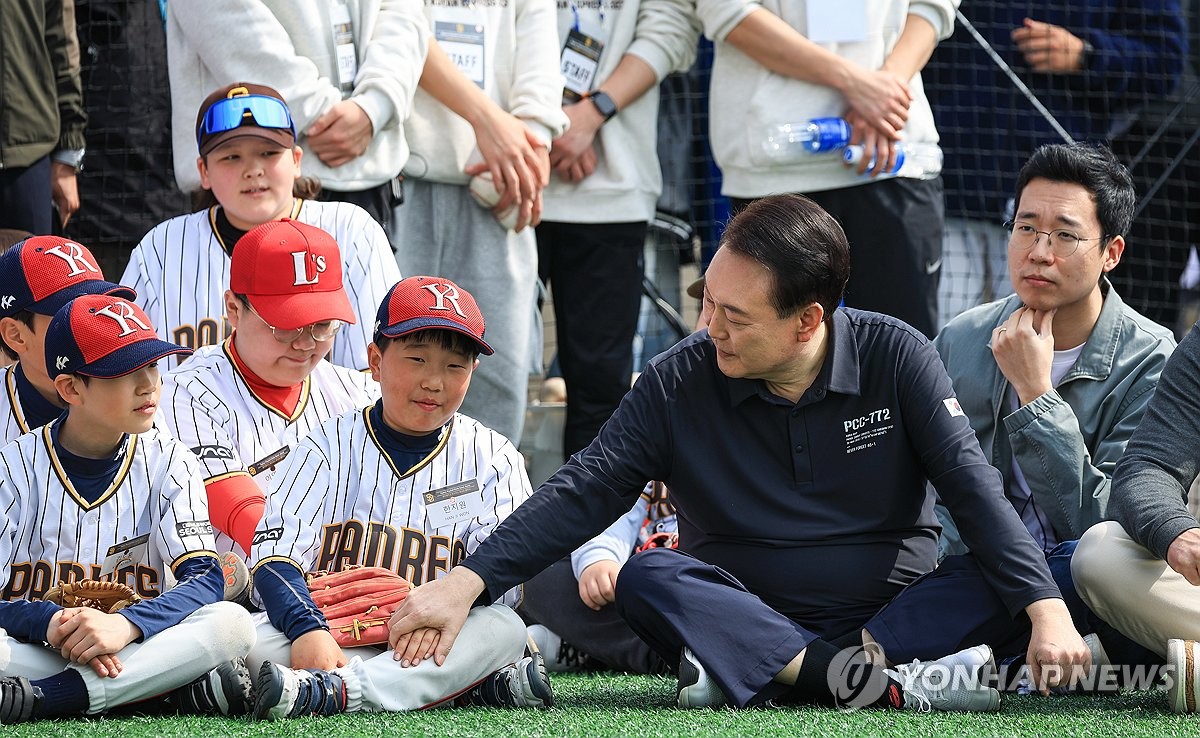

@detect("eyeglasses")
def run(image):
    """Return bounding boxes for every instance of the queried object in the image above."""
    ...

[1004,220,1107,259]
[244,302,342,344]
[197,94,296,147]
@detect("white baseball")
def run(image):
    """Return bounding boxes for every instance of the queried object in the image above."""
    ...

[468,172,520,231]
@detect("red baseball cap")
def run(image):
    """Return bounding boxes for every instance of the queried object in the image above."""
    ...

[0,236,135,318]
[374,276,493,355]
[230,219,357,330]
[46,295,192,379]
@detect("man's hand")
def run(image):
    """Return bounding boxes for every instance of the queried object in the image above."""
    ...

[464,110,549,232]
[578,560,620,611]
[47,609,124,677]
[992,307,1056,406]
[1012,18,1087,73]
[1166,529,1200,585]
[838,67,911,141]
[306,100,375,168]
[843,110,897,177]
[50,608,140,667]
[290,628,348,671]
[549,101,603,183]
[388,566,485,667]
[1025,598,1090,694]
[51,162,80,229]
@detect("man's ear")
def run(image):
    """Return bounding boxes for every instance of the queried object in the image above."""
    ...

[1102,235,1126,273]
[795,302,826,341]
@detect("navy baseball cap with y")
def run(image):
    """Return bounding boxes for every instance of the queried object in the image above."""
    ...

[0,236,135,319]
[374,276,494,355]
[46,295,192,380]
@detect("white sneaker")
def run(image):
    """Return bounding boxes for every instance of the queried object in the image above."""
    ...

[885,644,1001,713]
[676,647,728,708]
[1168,638,1200,713]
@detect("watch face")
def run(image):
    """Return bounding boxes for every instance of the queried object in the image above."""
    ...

[590,92,617,120]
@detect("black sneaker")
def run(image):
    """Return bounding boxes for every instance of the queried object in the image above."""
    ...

[167,657,255,716]
[458,654,554,709]
[0,676,41,724]
[253,661,347,720]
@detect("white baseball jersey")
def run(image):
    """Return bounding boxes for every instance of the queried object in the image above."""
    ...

[252,408,532,605]
[0,366,34,448]
[160,342,380,554]
[0,424,217,602]
[121,199,401,371]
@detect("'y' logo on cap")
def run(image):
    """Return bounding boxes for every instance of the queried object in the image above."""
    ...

[95,302,151,337]
[0,296,13,310]
[43,242,100,277]
[291,251,328,286]
[56,356,69,370]
[420,283,467,318]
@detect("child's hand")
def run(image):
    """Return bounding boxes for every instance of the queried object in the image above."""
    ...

[578,560,620,611]
[290,628,348,671]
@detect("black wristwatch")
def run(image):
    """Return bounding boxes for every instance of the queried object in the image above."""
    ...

[588,90,618,122]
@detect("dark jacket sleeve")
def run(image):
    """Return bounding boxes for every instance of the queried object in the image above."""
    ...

[1111,325,1200,559]
[48,0,87,151]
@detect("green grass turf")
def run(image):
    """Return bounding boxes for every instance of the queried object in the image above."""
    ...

[9,673,1200,737]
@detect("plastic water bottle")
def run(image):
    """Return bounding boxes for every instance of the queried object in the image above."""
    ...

[842,143,943,179]
[761,118,852,161]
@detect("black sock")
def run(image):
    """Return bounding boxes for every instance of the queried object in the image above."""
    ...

[830,631,864,650]
[787,638,905,709]
[31,669,88,718]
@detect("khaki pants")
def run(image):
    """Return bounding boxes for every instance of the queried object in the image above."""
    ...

[1073,521,1200,658]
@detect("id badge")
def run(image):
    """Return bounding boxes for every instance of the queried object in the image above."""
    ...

[247,446,290,479]
[100,534,150,578]
[424,479,484,529]
[561,28,603,103]
[806,0,867,43]
[436,21,486,88]
[331,1,358,94]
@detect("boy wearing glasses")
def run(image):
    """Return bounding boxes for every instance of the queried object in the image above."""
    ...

[159,219,379,559]
[122,83,400,372]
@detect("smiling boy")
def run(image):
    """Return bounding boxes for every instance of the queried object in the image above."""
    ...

[246,276,547,719]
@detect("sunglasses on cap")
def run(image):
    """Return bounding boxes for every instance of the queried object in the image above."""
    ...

[196,94,296,147]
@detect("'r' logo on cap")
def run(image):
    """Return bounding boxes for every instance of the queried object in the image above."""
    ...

[95,302,152,337]
[291,251,328,286]
[420,283,467,318]
[43,242,100,277]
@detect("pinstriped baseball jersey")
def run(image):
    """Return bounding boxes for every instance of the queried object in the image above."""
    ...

[160,342,380,554]
[0,366,34,448]
[0,423,217,602]
[252,408,532,606]
[121,199,400,371]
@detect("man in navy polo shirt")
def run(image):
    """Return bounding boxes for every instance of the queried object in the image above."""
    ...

[387,193,1089,712]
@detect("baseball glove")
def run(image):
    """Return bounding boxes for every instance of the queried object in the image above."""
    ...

[42,579,142,613]
[306,566,412,647]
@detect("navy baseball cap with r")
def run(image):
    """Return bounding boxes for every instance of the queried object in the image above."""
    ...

[0,236,135,319]
[374,276,494,356]
[46,295,192,380]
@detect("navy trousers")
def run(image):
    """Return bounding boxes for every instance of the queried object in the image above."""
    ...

[0,156,52,234]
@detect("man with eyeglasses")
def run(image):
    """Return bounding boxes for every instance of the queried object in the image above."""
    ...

[930,143,1174,679]
[158,219,379,560]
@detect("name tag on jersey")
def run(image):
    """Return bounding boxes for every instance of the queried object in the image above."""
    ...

[424,479,483,529]
[248,446,290,477]
[100,534,150,577]
[435,21,485,88]
[561,29,603,103]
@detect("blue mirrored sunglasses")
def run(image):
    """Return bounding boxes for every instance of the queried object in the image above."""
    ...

[197,95,296,146]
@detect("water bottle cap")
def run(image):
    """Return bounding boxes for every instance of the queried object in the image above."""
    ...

[808,118,852,152]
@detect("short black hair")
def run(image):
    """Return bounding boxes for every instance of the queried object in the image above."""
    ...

[1014,143,1136,244]
[375,329,480,360]
[0,309,35,362]
[719,193,851,321]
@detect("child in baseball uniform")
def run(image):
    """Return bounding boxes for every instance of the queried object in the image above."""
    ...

[248,276,548,719]
[122,82,400,372]
[0,236,136,447]
[0,295,256,724]
[159,218,379,561]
